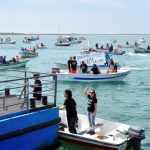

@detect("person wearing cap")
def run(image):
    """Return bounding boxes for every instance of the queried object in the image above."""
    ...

[31,73,42,101]
[84,87,97,127]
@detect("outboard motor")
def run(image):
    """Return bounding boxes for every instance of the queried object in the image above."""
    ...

[128,126,145,150]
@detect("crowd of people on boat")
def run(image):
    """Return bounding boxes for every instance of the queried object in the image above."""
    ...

[0,55,20,64]
[0,37,11,42]
[21,47,36,53]
[60,87,97,135]
[67,56,117,74]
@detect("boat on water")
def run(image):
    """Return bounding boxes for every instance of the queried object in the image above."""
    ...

[0,73,60,149]
[54,68,129,82]
[0,40,16,44]
[55,36,81,46]
[36,45,47,49]
[77,36,86,40]
[111,50,125,55]
[137,38,145,44]
[19,50,38,58]
[134,47,150,53]
[81,48,99,53]
[59,110,145,150]
[25,36,39,41]
[0,59,29,70]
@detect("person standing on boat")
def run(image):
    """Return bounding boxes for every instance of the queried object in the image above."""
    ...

[31,73,42,101]
[84,87,97,127]
[70,56,77,74]
[60,90,78,134]
[80,61,88,73]
[67,56,72,73]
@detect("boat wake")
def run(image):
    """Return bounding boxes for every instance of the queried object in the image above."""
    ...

[126,52,150,57]
[124,66,150,71]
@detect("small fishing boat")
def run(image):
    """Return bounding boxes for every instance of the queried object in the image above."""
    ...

[111,51,125,55]
[77,36,86,40]
[134,47,150,53]
[55,68,129,82]
[55,42,71,46]
[25,36,39,41]
[19,51,38,58]
[36,45,47,49]
[0,59,29,70]
[81,48,98,53]
[59,110,145,150]
[0,40,16,44]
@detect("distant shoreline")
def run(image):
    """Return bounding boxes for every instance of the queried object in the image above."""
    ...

[0,32,150,35]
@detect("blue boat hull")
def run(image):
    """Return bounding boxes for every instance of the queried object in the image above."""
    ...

[0,107,60,150]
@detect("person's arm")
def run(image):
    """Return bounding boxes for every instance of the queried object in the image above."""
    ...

[59,105,66,110]
[84,87,89,96]
[93,103,97,116]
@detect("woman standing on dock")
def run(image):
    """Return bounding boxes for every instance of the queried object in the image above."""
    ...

[84,87,97,128]
[61,90,78,134]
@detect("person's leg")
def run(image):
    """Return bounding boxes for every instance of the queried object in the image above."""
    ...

[67,117,77,134]
[91,113,95,126]
[87,111,92,127]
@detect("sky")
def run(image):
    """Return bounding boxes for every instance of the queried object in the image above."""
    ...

[0,0,150,34]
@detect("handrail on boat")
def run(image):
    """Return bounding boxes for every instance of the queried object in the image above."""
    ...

[0,70,58,114]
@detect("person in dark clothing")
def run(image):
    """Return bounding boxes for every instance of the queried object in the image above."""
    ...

[90,64,101,74]
[84,87,97,127]
[32,73,42,101]
[12,57,16,63]
[67,56,72,73]
[61,90,78,134]
[80,61,88,73]
[95,43,98,49]
[70,56,77,74]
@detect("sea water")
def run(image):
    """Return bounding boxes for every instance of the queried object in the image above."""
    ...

[0,34,149,150]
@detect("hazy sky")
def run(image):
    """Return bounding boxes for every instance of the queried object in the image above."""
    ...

[0,0,150,34]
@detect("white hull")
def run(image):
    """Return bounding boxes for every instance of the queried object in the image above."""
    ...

[36,46,47,49]
[0,41,16,44]
[56,69,129,82]
[134,48,150,53]
[59,110,130,150]
[0,59,29,70]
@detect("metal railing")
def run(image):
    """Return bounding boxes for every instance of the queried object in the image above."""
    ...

[0,69,57,112]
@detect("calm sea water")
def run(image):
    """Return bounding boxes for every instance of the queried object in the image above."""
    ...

[0,34,150,150]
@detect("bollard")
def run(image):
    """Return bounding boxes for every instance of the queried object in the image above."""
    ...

[5,88,10,96]
[30,98,36,108]
[42,95,47,105]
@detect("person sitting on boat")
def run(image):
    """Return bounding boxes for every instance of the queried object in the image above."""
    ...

[41,43,44,47]
[101,45,104,49]
[107,59,117,73]
[80,61,88,73]
[70,56,77,74]
[60,90,78,134]
[147,45,150,50]
[67,56,72,73]
[109,44,113,53]
[90,64,101,74]
[3,56,6,64]
[95,43,99,49]
[84,87,97,128]
[31,73,42,101]
[15,55,20,62]
[0,56,3,64]
[12,57,16,63]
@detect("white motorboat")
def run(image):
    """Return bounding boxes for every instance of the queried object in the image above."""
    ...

[134,47,150,53]
[137,38,145,44]
[55,68,129,82]
[78,36,86,40]
[56,36,81,45]
[0,59,29,70]
[36,45,47,49]
[59,110,145,150]
[0,40,16,44]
